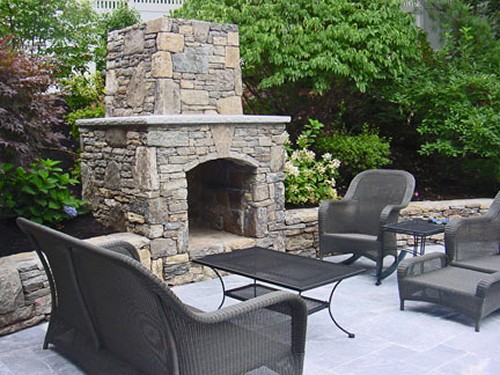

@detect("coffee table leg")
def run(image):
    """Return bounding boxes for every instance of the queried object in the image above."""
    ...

[328,280,355,338]
[210,267,226,310]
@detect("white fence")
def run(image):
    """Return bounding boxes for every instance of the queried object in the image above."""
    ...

[93,0,184,20]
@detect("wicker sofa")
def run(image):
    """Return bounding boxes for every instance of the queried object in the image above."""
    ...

[17,217,308,375]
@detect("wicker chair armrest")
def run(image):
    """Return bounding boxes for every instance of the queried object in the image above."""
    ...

[99,240,141,262]
[398,252,447,279]
[196,290,307,325]
[380,204,408,225]
[189,290,308,355]
[476,272,500,298]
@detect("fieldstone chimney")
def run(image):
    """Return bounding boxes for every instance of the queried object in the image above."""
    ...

[105,17,243,117]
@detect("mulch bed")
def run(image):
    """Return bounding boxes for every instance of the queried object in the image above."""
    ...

[0,185,485,258]
[0,214,115,257]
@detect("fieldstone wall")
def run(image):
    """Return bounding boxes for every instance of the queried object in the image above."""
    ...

[0,233,151,337]
[0,253,50,336]
[284,198,493,255]
[105,18,243,117]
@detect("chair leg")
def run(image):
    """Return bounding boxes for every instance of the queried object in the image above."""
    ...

[341,254,361,265]
[475,321,480,332]
[400,300,405,311]
[377,252,407,285]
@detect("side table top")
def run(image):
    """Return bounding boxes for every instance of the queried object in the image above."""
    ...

[384,219,446,236]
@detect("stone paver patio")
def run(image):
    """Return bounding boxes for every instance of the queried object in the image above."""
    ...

[1,247,499,375]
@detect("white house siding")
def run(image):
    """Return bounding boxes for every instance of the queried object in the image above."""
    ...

[93,0,184,21]
[93,1,440,48]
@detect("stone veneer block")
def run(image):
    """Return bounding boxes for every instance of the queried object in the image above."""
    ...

[217,96,243,115]
[157,32,184,52]
[155,79,180,114]
[173,46,211,74]
[227,32,239,46]
[225,46,240,69]
[146,17,172,34]
[152,52,173,78]
[181,89,209,106]
[193,21,210,43]
[124,28,145,55]
[126,61,146,108]
[134,147,160,190]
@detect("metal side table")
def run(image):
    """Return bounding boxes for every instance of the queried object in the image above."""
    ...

[384,219,445,256]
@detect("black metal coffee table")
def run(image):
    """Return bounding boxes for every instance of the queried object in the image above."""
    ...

[193,246,364,338]
[383,219,445,256]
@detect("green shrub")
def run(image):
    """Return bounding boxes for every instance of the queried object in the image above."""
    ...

[392,2,500,186]
[316,125,391,186]
[66,104,105,139]
[284,119,340,206]
[0,159,85,225]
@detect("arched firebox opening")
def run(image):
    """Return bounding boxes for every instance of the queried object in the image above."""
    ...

[187,159,256,238]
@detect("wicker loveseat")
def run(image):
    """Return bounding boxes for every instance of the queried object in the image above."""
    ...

[17,217,308,375]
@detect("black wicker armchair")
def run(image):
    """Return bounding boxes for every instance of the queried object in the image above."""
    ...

[319,169,415,285]
[398,191,500,332]
[398,252,500,332]
[17,217,308,375]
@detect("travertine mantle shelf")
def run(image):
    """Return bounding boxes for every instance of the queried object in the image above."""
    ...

[77,114,292,127]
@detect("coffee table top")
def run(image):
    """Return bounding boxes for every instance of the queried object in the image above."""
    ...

[193,247,364,292]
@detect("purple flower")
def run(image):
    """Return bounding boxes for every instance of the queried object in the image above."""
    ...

[63,206,78,219]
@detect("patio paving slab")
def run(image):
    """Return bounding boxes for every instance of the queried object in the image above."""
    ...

[1,246,499,374]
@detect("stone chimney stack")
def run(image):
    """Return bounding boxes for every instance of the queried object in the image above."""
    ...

[105,18,243,117]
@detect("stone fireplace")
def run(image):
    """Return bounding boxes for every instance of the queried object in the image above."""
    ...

[77,18,290,284]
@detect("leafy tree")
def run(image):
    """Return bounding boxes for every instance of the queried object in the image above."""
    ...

[0,38,64,166]
[95,3,141,73]
[174,0,424,128]
[425,0,499,38]
[0,0,99,77]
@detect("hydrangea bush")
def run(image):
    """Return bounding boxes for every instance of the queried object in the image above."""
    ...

[284,119,340,206]
[0,159,85,225]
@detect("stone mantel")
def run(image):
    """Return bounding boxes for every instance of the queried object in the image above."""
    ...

[76,114,292,127]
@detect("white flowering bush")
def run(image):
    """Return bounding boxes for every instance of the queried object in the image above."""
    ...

[284,119,340,206]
